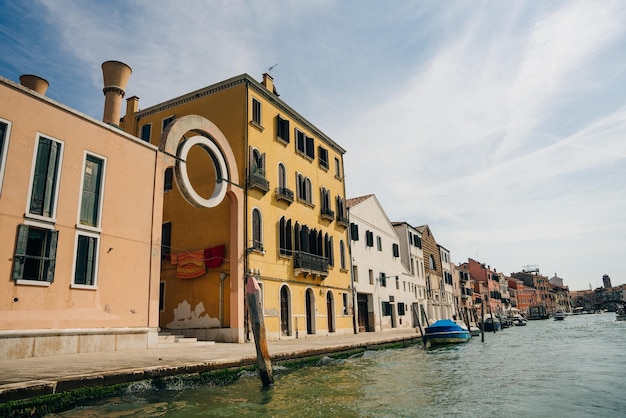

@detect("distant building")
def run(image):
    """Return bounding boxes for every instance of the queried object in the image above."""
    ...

[603,274,612,289]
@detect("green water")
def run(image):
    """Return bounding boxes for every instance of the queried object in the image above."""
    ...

[56,313,626,417]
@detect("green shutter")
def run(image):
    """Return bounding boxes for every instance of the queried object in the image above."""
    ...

[12,224,29,279]
[43,140,59,217]
[46,229,58,282]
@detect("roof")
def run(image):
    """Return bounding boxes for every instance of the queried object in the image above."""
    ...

[346,194,374,208]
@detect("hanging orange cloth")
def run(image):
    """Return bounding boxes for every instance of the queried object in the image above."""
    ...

[175,250,206,279]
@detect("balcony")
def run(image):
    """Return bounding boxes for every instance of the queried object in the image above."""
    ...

[336,214,349,228]
[321,207,335,221]
[275,187,294,204]
[248,167,269,193]
[293,251,328,278]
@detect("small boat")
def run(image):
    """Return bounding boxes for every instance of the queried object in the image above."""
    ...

[481,317,501,332]
[423,319,471,345]
[510,315,527,326]
[616,308,626,321]
[469,326,481,336]
[554,311,565,321]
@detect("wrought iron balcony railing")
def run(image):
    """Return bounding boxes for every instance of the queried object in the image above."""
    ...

[293,251,328,278]
[320,207,334,221]
[274,187,294,203]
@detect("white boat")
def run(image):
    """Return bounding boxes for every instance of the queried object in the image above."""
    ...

[616,308,626,321]
[554,311,565,321]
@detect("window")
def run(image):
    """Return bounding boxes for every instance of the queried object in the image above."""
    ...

[252,98,262,126]
[398,302,406,316]
[276,115,290,143]
[29,135,63,219]
[382,301,392,316]
[392,243,399,258]
[340,240,346,270]
[252,208,263,250]
[396,276,400,289]
[73,232,99,286]
[0,119,11,194]
[350,223,359,241]
[278,163,286,189]
[164,167,173,192]
[369,269,374,285]
[250,148,266,178]
[353,265,358,282]
[79,154,105,228]
[334,157,341,178]
[296,130,315,159]
[159,282,165,311]
[162,116,174,132]
[336,196,347,224]
[414,235,422,248]
[296,173,313,205]
[365,230,374,247]
[380,272,387,287]
[342,293,349,315]
[318,146,329,169]
[12,224,58,283]
[161,222,171,260]
[279,216,293,256]
[320,187,332,217]
[429,255,436,270]
[139,124,151,142]
[376,236,382,251]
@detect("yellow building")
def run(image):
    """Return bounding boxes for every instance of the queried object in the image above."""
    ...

[121,73,353,342]
[0,64,164,359]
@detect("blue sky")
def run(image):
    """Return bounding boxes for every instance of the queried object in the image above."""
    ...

[2,0,625,291]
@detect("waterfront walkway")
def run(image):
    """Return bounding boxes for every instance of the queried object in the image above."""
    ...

[0,328,421,403]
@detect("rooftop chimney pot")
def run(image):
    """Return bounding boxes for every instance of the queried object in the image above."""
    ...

[101,60,132,126]
[19,74,49,95]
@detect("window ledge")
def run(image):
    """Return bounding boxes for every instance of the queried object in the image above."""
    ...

[276,136,289,146]
[15,279,51,287]
[23,215,56,228]
[71,284,98,290]
[296,198,315,208]
[75,224,102,233]
[250,120,264,132]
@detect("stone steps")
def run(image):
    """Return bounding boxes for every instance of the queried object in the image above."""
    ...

[157,332,215,348]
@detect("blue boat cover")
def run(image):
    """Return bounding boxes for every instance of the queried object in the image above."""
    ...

[424,319,464,334]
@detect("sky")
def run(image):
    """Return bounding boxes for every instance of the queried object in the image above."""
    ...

[1,0,625,291]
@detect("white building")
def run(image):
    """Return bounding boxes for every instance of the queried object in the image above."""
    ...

[347,195,418,332]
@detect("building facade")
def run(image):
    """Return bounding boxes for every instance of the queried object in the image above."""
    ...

[121,73,352,342]
[0,64,164,359]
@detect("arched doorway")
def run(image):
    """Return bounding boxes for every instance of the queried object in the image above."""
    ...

[326,291,335,333]
[305,288,316,335]
[280,285,291,336]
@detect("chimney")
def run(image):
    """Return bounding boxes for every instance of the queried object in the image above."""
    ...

[101,61,132,126]
[262,73,279,96]
[19,74,49,95]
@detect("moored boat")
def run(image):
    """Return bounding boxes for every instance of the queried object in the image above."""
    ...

[481,317,501,332]
[616,308,626,321]
[554,311,565,321]
[423,319,471,346]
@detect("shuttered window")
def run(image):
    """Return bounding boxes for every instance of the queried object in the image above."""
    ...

[12,224,58,282]
[74,234,98,286]
[277,115,290,143]
[80,154,104,227]
[29,136,62,218]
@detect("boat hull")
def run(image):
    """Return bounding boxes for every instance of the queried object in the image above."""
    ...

[423,332,471,345]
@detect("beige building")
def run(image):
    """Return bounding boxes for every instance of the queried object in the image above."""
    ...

[0,63,165,359]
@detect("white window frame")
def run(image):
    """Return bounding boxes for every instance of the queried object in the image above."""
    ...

[0,117,12,196]
[25,133,64,224]
[76,151,107,232]
[70,229,101,289]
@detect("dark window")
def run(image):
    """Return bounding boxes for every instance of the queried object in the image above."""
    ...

[159,282,165,311]
[376,236,382,251]
[30,136,62,218]
[252,98,261,125]
[74,234,97,285]
[398,303,406,315]
[12,224,58,282]
[382,301,392,316]
[164,167,173,192]
[161,222,171,260]
[366,230,374,247]
[252,209,263,249]
[296,130,315,159]
[380,272,387,287]
[392,243,399,257]
[318,146,329,169]
[80,155,104,227]
[279,217,293,256]
[162,116,174,132]
[350,223,359,241]
[0,120,10,191]
[340,240,346,269]
[334,157,341,178]
[277,115,290,143]
[140,124,151,142]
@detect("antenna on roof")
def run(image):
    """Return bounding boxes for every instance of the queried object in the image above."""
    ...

[268,63,278,74]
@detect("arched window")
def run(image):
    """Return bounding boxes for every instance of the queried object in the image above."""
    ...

[340,240,346,269]
[278,163,286,189]
[252,208,263,249]
[279,216,293,256]
[429,254,436,270]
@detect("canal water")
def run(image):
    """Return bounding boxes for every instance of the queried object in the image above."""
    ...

[56,313,625,417]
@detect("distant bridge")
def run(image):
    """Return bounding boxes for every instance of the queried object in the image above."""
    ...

[592,299,625,311]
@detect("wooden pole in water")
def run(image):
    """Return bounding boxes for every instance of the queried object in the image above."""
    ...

[481,298,485,343]
[246,276,274,387]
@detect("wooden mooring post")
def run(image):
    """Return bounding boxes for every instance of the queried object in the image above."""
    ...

[246,276,274,387]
